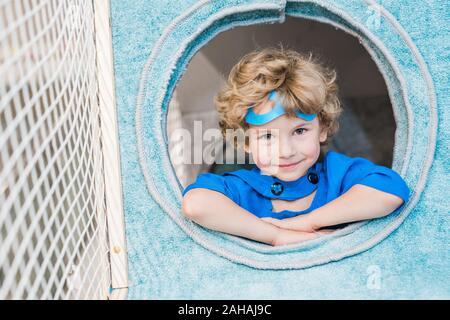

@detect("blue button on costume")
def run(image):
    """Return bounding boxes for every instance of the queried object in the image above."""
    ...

[182,151,411,219]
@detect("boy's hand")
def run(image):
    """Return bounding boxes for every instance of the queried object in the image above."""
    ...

[271,228,318,246]
[260,217,286,228]
[262,214,317,233]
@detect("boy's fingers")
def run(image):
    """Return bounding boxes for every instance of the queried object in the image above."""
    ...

[314,229,334,235]
[261,217,277,223]
[261,217,282,226]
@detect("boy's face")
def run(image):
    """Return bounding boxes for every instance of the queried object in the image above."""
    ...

[244,101,327,181]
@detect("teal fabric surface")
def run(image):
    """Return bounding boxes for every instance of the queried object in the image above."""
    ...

[110,0,449,299]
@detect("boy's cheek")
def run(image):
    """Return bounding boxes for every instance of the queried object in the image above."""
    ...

[300,140,321,159]
[254,153,276,167]
[253,151,281,175]
[251,142,274,161]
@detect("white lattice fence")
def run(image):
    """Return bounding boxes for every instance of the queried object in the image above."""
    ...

[0,0,126,299]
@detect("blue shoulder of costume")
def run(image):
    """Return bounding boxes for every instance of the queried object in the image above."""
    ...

[324,150,411,202]
[181,171,244,205]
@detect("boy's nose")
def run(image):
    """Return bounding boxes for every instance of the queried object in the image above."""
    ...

[278,139,296,159]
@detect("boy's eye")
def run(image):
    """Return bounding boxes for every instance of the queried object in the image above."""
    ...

[294,128,307,135]
[259,133,272,140]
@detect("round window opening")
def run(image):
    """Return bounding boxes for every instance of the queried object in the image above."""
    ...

[137,2,436,269]
[169,17,396,187]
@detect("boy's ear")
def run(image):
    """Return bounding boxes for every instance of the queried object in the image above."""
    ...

[319,128,328,143]
[244,144,251,154]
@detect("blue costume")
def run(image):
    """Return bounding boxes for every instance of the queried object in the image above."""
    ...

[182,150,410,219]
[183,90,410,219]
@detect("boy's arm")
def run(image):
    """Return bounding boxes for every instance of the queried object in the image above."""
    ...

[182,188,319,246]
[264,184,405,232]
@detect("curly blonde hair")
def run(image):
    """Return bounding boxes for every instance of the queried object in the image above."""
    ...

[214,47,342,149]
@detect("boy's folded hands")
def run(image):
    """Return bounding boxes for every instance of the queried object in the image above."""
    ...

[261,215,315,233]
[263,216,334,246]
[271,228,318,246]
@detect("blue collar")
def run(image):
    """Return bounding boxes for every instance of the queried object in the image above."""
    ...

[224,162,323,200]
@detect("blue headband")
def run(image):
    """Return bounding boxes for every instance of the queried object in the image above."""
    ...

[244,90,317,125]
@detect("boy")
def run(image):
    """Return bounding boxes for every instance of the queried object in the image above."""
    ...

[181,47,410,246]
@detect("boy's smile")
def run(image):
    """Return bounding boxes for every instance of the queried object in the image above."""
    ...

[278,158,304,170]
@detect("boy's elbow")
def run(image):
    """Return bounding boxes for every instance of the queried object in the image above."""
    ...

[182,189,205,220]
[388,193,404,209]
[379,194,405,217]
